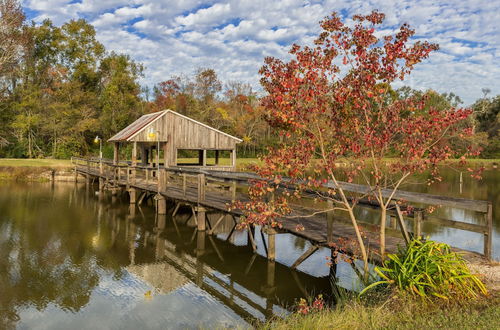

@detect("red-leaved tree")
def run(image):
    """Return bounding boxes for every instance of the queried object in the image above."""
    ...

[233,11,478,271]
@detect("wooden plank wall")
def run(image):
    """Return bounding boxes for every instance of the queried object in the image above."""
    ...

[130,112,238,166]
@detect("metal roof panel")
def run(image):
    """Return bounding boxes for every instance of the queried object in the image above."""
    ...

[108,111,166,142]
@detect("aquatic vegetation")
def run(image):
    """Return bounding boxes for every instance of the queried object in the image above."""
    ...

[361,239,488,300]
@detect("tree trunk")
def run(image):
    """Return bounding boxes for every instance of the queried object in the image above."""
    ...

[380,206,387,260]
[346,206,369,275]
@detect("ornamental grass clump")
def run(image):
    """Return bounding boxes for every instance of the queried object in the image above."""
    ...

[361,239,487,300]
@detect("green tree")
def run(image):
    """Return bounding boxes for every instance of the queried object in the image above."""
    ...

[99,53,144,136]
[472,95,500,158]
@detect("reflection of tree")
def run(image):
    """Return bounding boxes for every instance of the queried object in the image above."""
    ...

[0,184,113,327]
[293,236,306,251]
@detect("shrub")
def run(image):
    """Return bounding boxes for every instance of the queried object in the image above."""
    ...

[361,239,487,300]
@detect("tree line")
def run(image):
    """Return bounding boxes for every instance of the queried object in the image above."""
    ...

[0,0,498,159]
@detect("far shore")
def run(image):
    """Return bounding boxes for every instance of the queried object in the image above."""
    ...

[0,157,497,170]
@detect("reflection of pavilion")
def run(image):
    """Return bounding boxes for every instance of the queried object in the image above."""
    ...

[126,263,189,295]
[93,193,339,323]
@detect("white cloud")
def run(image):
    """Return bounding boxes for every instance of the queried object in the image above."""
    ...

[176,3,231,27]
[22,0,500,104]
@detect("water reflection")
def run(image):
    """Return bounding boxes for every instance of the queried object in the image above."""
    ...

[0,182,355,329]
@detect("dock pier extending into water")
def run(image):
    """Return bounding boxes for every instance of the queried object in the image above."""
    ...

[73,157,494,269]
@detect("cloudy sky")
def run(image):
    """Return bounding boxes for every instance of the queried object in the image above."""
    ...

[22,0,500,105]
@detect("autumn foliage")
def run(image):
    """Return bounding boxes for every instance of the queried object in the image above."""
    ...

[234,11,477,266]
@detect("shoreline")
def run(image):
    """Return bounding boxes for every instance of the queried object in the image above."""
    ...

[0,166,77,182]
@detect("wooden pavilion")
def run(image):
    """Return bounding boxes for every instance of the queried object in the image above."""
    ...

[108,110,242,171]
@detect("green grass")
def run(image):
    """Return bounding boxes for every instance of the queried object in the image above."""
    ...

[0,158,72,167]
[259,294,500,330]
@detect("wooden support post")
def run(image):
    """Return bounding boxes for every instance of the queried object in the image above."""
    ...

[113,142,119,165]
[163,140,169,168]
[126,165,130,185]
[395,204,411,244]
[198,150,203,165]
[327,200,334,244]
[291,245,319,269]
[198,173,206,203]
[156,214,166,231]
[267,228,276,261]
[202,150,207,167]
[158,168,166,193]
[156,144,160,168]
[131,142,137,183]
[128,203,136,219]
[215,150,219,165]
[231,148,236,169]
[99,177,104,191]
[260,230,268,256]
[155,233,165,261]
[196,230,206,257]
[196,206,207,231]
[128,188,137,204]
[484,203,493,260]
[414,210,423,238]
[231,181,237,202]
[182,174,187,197]
[156,195,167,215]
[266,259,276,290]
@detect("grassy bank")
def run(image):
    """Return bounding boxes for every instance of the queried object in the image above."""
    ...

[0,158,72,167]
[0,159,73,181]
[260,293,499,330]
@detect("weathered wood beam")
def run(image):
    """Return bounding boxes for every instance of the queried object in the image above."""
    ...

[208,214,226,235]
[291,245,319,269]
[172,202,181,217]
[113,142,119,165]
[395,204,411,244]
[247,225,257,252]
[484,203,493,260]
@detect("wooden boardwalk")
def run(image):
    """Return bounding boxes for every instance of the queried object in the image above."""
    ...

[74,157,493,267]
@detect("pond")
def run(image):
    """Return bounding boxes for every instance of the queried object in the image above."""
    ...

[0,168,498,329]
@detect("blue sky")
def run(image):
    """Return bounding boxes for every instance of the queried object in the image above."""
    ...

[21,0,500,105]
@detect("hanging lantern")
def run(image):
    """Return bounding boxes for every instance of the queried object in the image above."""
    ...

[147,127,156,141]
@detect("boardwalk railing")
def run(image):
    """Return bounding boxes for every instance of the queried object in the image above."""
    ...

[72,157,494,260]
